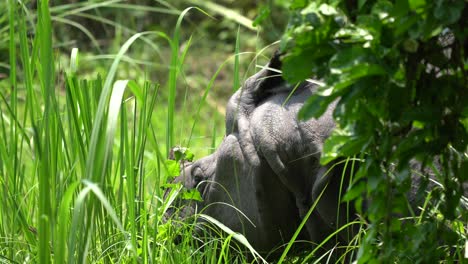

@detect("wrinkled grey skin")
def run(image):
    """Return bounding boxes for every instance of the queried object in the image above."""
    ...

[166,54,355,255]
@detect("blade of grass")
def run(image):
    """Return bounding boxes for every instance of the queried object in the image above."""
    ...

[99,79,136,261]
[166,8,184,157]
[277,179,329,264]
[210,113,218,154]
[217,234,234,264]
[166,7,212,157]
[55,181,80,264]
[233,26,240,92]
[303,221,363,264]
[36,1,55,262]
[53,0,180,18]
[198,214,267,264]
[86,30,169,184]
[7,5,18,255]
[51,16,102,52]
[176,35,193,146]
[186,0,256,31]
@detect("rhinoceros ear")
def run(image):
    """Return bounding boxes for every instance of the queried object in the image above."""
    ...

[250,51,288,104]
[258,51,283,85]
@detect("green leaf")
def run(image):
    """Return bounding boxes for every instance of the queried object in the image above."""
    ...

[343,180,366,202]
[318,4,338,16]
[181,189,203,202]
[434,0,464,24]
[394,0,410,16]
[403,39,419,53]
[298,94,337,120]
[329,46,373,72]
[321,129,371,164]
[334,26,373,44]
[339,136,372,156]
[172,146,194,162]
[165,159,180,178]
[282,49,314,83]
[252,6,270,27]
[371,0,394,20]
[320,133,350,164]
[394,15,419,37]
[356,15,382,39]
[344,63,386,79]
[329,63,386,94]
[358,0,368,10]
[408,0,426,12]
[290,0,308,9]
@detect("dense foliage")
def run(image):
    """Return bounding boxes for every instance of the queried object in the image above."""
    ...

[280,0,467,262]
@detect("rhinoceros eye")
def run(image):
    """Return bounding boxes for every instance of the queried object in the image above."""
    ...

[192,167,204,184]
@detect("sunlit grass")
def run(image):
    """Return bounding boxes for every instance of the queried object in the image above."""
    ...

[0,1,230,263]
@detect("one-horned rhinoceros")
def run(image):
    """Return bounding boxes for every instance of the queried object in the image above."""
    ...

[165,54,356,256]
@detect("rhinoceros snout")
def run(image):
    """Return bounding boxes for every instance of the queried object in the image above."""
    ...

[162,155,216,223]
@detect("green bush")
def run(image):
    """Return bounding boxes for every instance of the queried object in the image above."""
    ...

[279,0,467,262]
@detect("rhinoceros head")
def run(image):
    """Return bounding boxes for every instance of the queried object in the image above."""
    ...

[163,53,350,255]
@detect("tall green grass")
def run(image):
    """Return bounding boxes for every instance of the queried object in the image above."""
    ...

[1,0,268,263]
